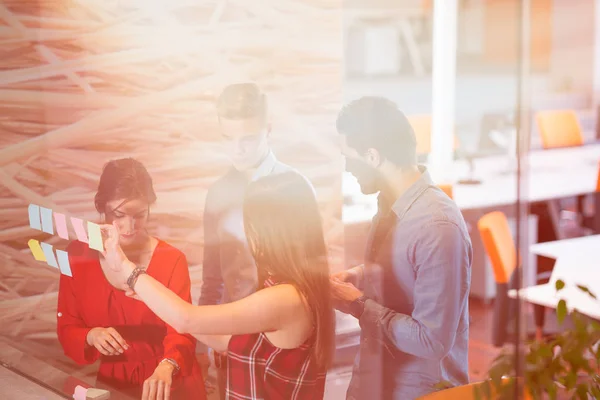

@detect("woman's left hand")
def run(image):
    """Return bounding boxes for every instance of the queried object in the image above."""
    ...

[143,362,174,400]
[99,222,134,288]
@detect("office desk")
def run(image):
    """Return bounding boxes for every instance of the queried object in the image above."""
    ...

[0,364,67,400]
[0,340,136,400]
[529,234,600,259]
[512,284,600,320]
[344,143,600,223]
[509,237,600,320]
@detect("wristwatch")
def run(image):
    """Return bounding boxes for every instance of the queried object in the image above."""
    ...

[160,358,180,375]
[349,295,368,319]
[126,267,147,290]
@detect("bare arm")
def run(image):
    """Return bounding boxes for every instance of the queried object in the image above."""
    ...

[192,334,231,353]
[129,266,306,336]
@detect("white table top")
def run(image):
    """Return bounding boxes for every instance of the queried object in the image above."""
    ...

[529,235,600,259]
[344,144,600,223]
[511,242,600,319]
[509,283,600,320]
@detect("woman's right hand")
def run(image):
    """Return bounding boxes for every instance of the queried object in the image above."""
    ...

[86,327,129,356]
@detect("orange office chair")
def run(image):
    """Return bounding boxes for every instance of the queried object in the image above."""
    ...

[477,211,545,346]
[438,183,453,199]
[417,379,533,400]
[536,110,589,228]
[535,110,584,149]
[408,115,459,156]
[597,160,600,192]
[582,160,600,233]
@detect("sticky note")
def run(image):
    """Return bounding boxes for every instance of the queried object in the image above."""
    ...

[28,204,41,231]
[70,217,88,243]
[73,385,87,400]
[40,206,54,235]
[56,249,72,277]
[53,212,69,240]
[27,239,46,262]
[40,242,58,269]
[87,221,104,252]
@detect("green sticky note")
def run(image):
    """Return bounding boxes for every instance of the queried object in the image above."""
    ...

[87,222,104,252]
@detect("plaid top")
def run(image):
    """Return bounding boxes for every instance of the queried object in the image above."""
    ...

[226,279,326,399]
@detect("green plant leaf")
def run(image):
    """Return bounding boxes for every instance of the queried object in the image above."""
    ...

[564,372,577,391]
[591,383,600,399]
[485,380,494,400]
[576,383,588,400]
[433,380,454,391]
[557,299,568,325]
[575,284,597,299]
[474,384,482,400]
[555,279,565,291]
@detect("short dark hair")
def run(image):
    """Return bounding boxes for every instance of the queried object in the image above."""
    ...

[216,82,267,121]
[94,158,157,214]
[336,96,417,167]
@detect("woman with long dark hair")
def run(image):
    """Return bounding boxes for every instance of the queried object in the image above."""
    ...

[56,158,206,400]
[100,171,335,399]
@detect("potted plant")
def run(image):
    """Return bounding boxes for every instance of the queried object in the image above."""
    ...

[477,280,600,400]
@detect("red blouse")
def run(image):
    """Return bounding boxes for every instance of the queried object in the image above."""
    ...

[57,240,206,399]
[226,279,326,400]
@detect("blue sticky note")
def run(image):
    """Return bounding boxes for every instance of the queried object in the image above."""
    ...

[56,250,72,277]
[28,204,41,231]
[40,207,54,235]
[40,242,58,269]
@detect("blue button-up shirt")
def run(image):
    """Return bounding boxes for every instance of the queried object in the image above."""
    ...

[347,166,472,400]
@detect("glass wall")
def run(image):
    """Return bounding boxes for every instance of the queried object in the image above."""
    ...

[1,0,599,399]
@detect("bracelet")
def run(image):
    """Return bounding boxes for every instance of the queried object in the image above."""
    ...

[160,358,180,374]
[126,267,146,290]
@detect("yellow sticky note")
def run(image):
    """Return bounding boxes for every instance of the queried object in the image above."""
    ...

[87,222,104,252]
[28,239,46,262]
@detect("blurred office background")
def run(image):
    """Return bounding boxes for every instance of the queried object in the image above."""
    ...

[1,0,600,399]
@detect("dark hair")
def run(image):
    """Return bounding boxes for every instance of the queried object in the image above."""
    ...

[243,172,335,371]
[94,158,157,214]
[216,82,267,121]
[336,96,417,167]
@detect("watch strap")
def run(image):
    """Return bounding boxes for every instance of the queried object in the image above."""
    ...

[350,295,368,319]
[127,267,146,290]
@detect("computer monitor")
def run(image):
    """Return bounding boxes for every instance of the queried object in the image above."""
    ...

[456,112,515,185]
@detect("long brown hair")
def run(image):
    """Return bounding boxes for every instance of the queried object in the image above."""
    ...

[243,171,335,371]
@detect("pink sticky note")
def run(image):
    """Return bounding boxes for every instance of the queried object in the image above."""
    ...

[53,212,69,240]
[73,385,87,400]
[70,217,88,243]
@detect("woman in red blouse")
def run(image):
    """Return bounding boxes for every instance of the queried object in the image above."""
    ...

[56,158,206,400]
[100,171,335,399]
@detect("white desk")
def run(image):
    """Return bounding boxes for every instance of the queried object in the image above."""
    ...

[512,283,600,320]
[529,235,600,259]
[344,144,600,223]
[509,238,600,320]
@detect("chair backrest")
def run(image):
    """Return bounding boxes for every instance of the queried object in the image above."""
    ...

[438,183,453,199]
[535,110,584,149]
[408,115,460,155]
[408,115,433,155]
[596,160,600,192]
[417,379,533,400]
[477,211,517,284]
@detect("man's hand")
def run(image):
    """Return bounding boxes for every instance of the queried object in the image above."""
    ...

[330,278,363,305]
[143,362,174,400]
[86,327,129,356]
[330,265,363,286]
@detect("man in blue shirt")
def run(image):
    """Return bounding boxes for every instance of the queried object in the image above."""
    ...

[331,97,472,400]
